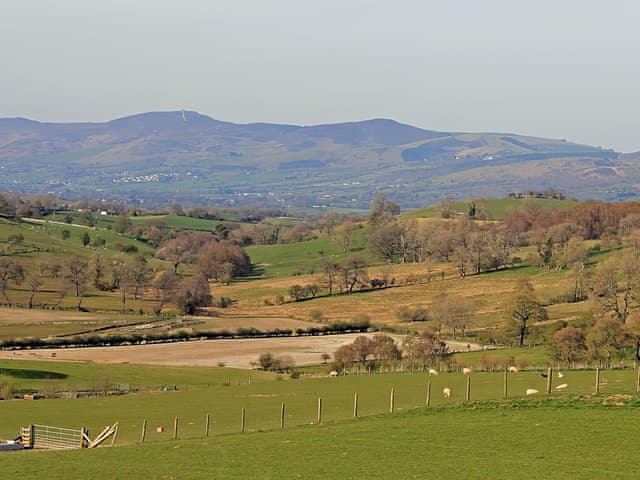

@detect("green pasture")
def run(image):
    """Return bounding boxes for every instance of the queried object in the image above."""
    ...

[405,196,577,220]
[0,359,273,393]
[129,214,220,231]
[451,347,551,367]
[2,400,640,479]
[247,228,367,277]
[0,217,153,257]
[1,360,638,447]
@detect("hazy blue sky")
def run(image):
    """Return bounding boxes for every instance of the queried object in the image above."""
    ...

[2,0,639,151]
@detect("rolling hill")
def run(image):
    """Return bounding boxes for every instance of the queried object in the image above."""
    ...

[0,111,626,209]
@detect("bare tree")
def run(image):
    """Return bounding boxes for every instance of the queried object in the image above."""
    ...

[321,258,339,296]
[369,193,400,226]
[507,279,548,347]
[589,252,640,323]
[334,221,357,253]
[339,255,368,293]
[27,277,42,309]
[152,270,179,316]
[0,258,25,306]
[175,274,213,315]
[65,258,89,303]
[155,237,191,274]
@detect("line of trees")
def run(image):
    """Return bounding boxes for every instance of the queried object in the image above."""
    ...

[332,332,448,371]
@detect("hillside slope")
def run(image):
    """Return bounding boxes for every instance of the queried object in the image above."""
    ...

[0,111,623,208]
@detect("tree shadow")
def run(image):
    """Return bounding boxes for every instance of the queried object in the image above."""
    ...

[0,368,68,380]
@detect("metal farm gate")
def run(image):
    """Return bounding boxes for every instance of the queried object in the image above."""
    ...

[21,424,85,450]
[20,423,118,450]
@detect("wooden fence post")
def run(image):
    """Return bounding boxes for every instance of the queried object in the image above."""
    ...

[546,367,553,394]
[80,427,87,449]
[205,413,210,437]
[241,408,246,433]
[141,419,147,443]
[173,416,179,439]
[280,403,286,430]
[317,397,323,424]
[595,368,600,394]
[110,426,118,447]
[466,376,471,402]
[636,367,640,393]
[353,393,358,418]
[390,388,395,413]
[503,370,508,398]
[426,380,431,407]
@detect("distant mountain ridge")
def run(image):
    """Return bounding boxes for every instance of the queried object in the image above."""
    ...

[0,111,630,209]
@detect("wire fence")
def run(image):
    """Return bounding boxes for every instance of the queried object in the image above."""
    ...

[80,366,640,447]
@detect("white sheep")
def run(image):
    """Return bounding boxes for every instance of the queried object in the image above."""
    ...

[555,383,568,390]
[443,387,451,398]
[557,372,564,379]
[329,370,338,377]
[526,388,539,396]
[462,367,472,375]
[428,368,438,376]
[508,366,518,373]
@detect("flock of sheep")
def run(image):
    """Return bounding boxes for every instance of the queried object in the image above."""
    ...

[328,367,570,399]
[428,367,569,398]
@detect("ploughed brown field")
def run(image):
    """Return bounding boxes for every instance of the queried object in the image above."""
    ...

[0,333,384,368]
[0,333,483,368]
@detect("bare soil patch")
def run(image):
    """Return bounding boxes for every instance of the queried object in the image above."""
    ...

[0,334,380,369]
[0,335,483,369]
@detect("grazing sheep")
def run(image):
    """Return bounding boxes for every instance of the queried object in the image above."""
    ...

[443,387,451,398]
[329,370,338,377]
[555,383,568,390]
[557,372,564,379]
[462,367,472,375]
[526,389,539,395]
[508,366,518,373]
[428,368,438,376]
[540,373,548,378]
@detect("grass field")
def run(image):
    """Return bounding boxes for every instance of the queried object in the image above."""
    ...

[219,259,591,335]
[0,359,274,393]
[1,359,638,447]
[2,398,639,479]
[247,227,367,277]
[405,196,577,220]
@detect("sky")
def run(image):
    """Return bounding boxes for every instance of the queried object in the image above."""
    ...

[1,0,639,152]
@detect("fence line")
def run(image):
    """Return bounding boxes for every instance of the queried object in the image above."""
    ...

[24,367,638,449]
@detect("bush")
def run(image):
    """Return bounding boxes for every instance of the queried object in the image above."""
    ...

[212,296,234,308]
[396,306,428,322]
[0,380,15,400]
[115,242,138,253]
[309,309,325,322]
[7,233,23,243]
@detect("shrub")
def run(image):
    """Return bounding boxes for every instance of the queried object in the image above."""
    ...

[309,309,325,322]
[212,296,234,308]
[396,306,428,322]
[115,242,138,253]
[0,379,15,400]
[7,233,23,243]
